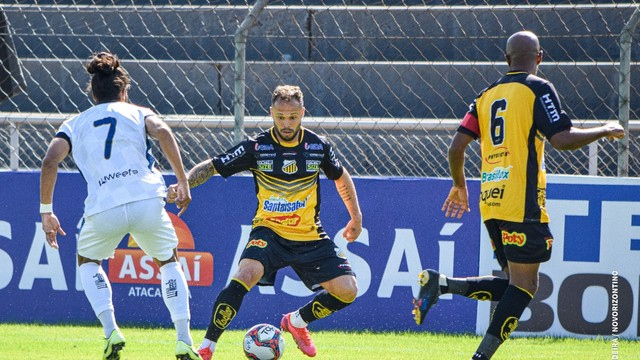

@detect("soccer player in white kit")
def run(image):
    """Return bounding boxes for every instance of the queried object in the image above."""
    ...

[39,52,201,360]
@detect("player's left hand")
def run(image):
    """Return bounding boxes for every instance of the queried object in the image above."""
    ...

[41,212,66,249]
[342,218,362,242]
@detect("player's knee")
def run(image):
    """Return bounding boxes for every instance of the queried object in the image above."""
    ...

[334,276,358,303]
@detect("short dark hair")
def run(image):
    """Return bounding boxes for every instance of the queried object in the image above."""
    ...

[85,51,130,103]
[272,85,304,107]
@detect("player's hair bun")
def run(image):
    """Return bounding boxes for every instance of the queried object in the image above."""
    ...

[86,52,120,76]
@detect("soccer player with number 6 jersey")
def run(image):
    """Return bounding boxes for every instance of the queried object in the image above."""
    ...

[412,31,625,360]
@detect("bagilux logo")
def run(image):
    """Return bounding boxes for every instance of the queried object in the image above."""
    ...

[107,212,214,286]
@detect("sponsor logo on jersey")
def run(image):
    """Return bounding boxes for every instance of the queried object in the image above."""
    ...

[481,185,505,206]
[312,302,334,319]
[282,159,298,174]
[219,145,245,164]
[257,152,276,158]
[304,142,323,151]
[306,160,321,172]
[545,237,554,250]
[484,146,510,164]
[265,214,301,226]
[257,160,273,172]
[246,239,268,248]
[263,195,308,213]
[537,187,546,209]
[541,93,561,122]
[481,166,512,183]
[304,152,325,158]
[213,303,237,329]
[98,168,139,187]
[501,230,527,247]
[282,152,297,156]
[255,143,274,151]
[500,316,519,341]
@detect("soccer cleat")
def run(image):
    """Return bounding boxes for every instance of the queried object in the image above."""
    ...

[197,347,212,360]
[412,269,441,325]
[175,340,202,359]
[103,329,125,360]
[281,313,317,357]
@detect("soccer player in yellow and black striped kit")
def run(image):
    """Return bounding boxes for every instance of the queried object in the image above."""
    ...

[172,85,362,359]
[412,31,624,359]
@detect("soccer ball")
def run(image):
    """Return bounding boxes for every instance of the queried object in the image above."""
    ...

[243,323,285,360]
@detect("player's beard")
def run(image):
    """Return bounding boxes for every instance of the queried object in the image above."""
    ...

[276,125,300,142]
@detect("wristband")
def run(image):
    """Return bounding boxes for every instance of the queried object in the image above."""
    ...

[40,203,53,214]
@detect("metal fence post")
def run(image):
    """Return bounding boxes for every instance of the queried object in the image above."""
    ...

[234,0,270,143]
[618,6,640,177]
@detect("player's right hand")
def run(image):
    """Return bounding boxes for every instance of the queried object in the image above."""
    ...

[168,182,191,216]
[606,122,625,140]
[41,213,66,249]
[442,185,470,219]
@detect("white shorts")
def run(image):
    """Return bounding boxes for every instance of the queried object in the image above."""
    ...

[77,197,178,261]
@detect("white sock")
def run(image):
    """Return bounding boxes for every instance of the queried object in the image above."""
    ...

[159,261,192,343]
[290,310,308,328]
[79,262,116,337]
[199,338,216,352]
[98,310,118,338]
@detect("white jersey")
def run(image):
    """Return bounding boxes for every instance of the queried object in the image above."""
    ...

[57,102,167,217]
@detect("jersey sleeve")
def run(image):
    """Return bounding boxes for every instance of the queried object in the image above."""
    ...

[457,99,480,139]
[532,81,573,139]
[55,119,74,151]
[320,137,344,180]
[211,139,256,178]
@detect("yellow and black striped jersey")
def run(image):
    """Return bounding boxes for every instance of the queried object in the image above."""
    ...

[459,71,572,223]
[212,127,343,241]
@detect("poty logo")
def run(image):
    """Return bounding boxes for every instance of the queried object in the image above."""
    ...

[306,160,321,172]
[107,212,214,287]
[541,93,561,123]
[304,142,323,151]
[501,230,527,247]
[481,166,512,183]
[246,239,268,249]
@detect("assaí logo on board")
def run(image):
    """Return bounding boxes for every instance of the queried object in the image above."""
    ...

[107,212,213,289]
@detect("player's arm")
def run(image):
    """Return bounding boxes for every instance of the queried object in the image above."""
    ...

[187,159,218,189]
[40,137,70,249]
[334,168,362,242]
[145,114,192,216]
[549,122,625,151]
[443,130,474,219]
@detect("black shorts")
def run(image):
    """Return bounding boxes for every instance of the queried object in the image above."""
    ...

[484,219,554,270]
[241,226,355,291]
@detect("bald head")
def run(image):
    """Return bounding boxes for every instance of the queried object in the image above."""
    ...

[506,31,542,73]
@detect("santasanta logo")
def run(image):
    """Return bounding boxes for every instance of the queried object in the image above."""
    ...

[107,212,214,286]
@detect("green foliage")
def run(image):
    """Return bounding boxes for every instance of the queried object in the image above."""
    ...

[1,324,637,359]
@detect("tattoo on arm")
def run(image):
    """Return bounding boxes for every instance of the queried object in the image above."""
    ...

[188,160,216,188]
[338,183,352,202]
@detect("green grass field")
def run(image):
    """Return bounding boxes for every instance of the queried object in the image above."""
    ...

[1,323,638,359]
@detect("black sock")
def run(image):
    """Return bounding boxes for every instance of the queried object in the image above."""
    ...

[298,290,353,324]
[478,285,533,358]
[444,276,509,301]
[204,279,249,341]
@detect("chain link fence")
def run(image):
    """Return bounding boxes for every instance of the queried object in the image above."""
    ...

[0,1,638,177]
